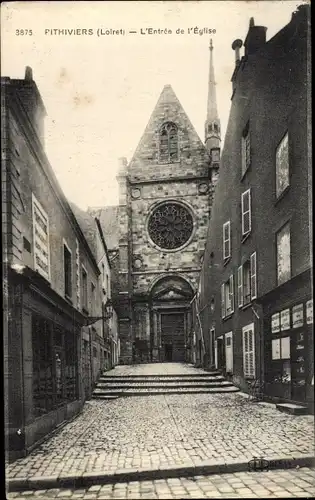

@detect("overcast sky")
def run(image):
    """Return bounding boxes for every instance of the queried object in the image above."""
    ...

[2,1,303,210]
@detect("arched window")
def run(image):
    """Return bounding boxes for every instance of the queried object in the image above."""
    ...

[214,123,218,133]
[159,122,178,163]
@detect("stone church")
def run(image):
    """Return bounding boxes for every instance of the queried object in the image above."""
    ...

[91,40,221,364]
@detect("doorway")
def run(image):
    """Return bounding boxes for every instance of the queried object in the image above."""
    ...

[161,312,185,362]
[164,344,173,361]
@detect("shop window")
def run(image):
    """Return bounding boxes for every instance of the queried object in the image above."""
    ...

[271,336,291,384]
[276,222,291,285]
[32,314,53,416]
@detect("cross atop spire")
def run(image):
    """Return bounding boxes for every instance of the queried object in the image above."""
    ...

[205,38,221,153]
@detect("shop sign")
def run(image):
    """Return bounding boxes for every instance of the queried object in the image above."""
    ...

[292,304,304,328]
[306,300,313,324]
[280,309,290,331]
[271,313,280,333]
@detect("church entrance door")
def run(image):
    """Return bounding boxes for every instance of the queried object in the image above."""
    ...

[161,312,185,362]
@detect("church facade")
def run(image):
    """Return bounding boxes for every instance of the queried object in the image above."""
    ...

[96,42,221,364]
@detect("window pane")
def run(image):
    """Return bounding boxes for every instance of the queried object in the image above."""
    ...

[276,132,289,197]
[277,224,291,285]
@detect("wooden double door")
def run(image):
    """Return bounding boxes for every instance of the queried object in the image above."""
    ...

[160,311,185,362]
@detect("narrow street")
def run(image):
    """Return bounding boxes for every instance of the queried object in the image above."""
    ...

[7,364,315,498]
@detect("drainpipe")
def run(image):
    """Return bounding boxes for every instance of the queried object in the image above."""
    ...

[251,303,264,387]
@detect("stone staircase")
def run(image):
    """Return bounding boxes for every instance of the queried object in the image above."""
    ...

[92,371,239,400]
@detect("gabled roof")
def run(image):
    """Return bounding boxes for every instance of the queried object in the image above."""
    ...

[88,205,119,251]
[70,202,98,260]
[129,84,209,169]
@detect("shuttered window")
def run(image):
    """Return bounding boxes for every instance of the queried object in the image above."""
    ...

[241,123,251,176]
[237,265,243,308]
[250,252,257,299]
[222,276,234,317]
[242,323,255,379]
[241,189,251,236]
[223,221,231,260]
[221,283,225,318]
[229,275,234,313]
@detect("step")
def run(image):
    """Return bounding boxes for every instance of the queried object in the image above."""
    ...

[100,372,221,379]
[276,403,308,415]
[98,376,225,383]
[92,386,240,398]
[95,381,232,390]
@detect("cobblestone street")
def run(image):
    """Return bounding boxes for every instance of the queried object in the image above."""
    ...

[7,467,315,499]
[7,367,314,483]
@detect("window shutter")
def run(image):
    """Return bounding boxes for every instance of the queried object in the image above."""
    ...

[241,190,251,235]
[214,340,218,369]
[248,327,255,378]
[230,275,234,313]
[223,222,231,259]
[238,265,243,308]
[243,329,249,378]
[250,252,257,300]
[221,283,225,318]
[243,324,255,379]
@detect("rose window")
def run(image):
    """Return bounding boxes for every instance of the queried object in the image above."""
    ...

[148,203,193,250]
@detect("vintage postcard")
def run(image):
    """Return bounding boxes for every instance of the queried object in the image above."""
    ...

[2,1,313,498]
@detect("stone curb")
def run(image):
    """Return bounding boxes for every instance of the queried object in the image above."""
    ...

[7,454,315,492]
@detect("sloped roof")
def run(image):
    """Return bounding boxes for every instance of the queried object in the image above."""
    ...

[70,202,98,260]
[88,205,119,251]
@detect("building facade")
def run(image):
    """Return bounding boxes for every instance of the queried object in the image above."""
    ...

[96,42,221,364]
[195,5,313,409]
[2,68,105,459]
[71,204,119,395]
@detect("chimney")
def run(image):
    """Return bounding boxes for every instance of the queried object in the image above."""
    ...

[13,67,47,146]
[244,17,267,56]
[232,39,243,64]
[25,66,33,81]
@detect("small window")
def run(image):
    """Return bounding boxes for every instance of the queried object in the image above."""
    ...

[63,244,72,298]
[276,222,291,285]
[241,123,251,176]
[242,323,255,379]
[223,221,231,260]
[241,189,251,237]
[82,267,88,310]
[276,132,289,198]
[159,122,178,163]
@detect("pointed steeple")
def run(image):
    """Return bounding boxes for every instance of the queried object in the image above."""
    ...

[205,39,221,153]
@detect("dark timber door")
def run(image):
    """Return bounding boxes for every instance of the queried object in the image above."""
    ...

[161,313,185,362]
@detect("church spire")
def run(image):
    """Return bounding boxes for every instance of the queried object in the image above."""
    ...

[205,39,221,153]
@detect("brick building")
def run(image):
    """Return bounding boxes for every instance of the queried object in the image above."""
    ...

[2,68,105,459]
[195,5,313,409]
[96,42,221,364]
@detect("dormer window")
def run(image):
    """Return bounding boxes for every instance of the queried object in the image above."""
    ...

[159,122,178,163]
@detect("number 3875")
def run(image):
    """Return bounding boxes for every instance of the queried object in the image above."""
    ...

[16,29,33,36]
